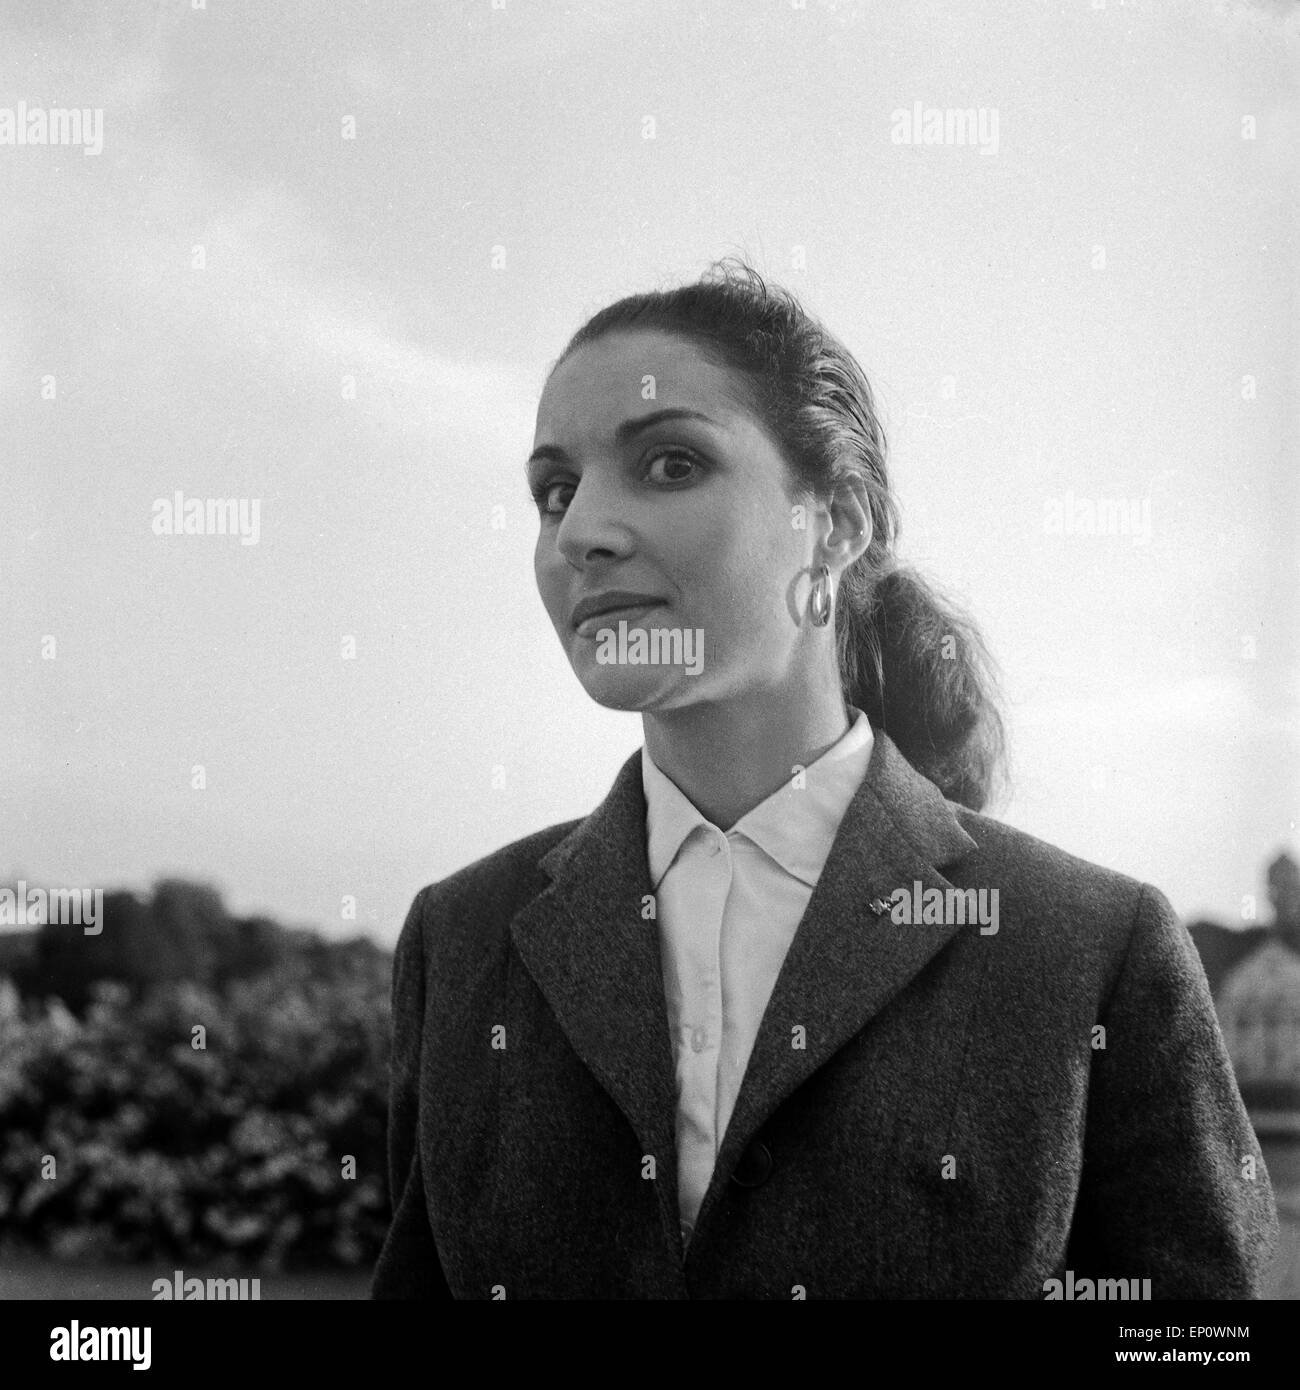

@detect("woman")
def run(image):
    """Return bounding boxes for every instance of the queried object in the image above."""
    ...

[372,260,1278,1299]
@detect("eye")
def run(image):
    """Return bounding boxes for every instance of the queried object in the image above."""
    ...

[645,448,701,485]
[530,478,575,516]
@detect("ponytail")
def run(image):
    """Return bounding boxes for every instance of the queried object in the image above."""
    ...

[837,566,1005,811]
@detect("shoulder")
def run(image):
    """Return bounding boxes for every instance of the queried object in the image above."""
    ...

[948,805,1182,993]
[394,817,583,973]
[427,817,580,912]
[952,806,1151,918]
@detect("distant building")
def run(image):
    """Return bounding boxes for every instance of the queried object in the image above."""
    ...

[1193,851,1300,1300]
[1217,940,1300,1135]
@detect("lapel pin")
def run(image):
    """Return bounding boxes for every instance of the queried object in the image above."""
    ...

[869,897,893,917]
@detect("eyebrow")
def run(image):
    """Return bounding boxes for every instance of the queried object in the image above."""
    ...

[526,408,722,470]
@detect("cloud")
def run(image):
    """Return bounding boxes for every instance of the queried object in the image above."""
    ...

[0,103,534,461]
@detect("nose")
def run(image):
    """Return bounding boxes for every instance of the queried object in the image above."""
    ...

[554,471,635,568]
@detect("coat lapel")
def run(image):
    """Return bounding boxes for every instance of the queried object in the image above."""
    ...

[696,731,978,1229]
[508,753,680,1226]
[508,730,979,1251]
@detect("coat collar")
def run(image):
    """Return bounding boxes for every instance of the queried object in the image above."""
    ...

[507,729,978,1252]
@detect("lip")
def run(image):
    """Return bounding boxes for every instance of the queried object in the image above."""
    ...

[570,591,666,636]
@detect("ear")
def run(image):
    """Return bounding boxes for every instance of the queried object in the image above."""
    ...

[820,473,873,572]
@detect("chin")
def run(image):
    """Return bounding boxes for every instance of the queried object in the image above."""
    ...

[572,662,697,713]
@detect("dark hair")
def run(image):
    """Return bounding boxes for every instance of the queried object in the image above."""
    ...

[552,258,1006,812]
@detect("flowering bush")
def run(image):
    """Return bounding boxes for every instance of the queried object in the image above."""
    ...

[0,959,392,1271]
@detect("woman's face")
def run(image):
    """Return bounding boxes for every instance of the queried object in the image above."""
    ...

[530,329,828,713]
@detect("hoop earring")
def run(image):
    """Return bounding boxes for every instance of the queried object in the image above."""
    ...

[809,564,833,627]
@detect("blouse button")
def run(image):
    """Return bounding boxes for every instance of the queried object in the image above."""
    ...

[690,1026,708,1053]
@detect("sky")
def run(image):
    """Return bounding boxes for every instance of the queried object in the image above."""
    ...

[2,0,1297,947]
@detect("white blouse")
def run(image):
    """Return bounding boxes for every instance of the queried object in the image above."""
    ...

[640,707,875,1243]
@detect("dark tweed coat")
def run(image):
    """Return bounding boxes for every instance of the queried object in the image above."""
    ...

[370,732,1278,1299]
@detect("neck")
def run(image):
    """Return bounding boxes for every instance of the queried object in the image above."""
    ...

[642,669,852,830]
